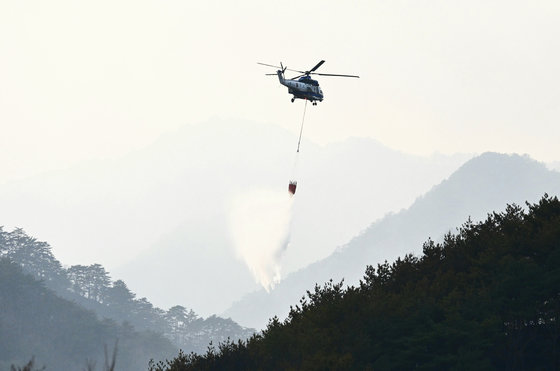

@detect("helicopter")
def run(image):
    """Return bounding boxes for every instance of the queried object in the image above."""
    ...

[258,60,359,105]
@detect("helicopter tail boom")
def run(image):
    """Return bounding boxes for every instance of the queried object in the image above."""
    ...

[276,70,285,84]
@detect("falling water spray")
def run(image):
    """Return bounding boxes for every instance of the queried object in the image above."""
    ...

[229,189,294,291]
[230,101,308,290]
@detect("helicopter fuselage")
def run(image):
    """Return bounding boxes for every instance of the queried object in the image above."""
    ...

[259,60,358,104]
[277,70,323,103]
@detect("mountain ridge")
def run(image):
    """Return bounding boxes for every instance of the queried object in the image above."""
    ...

[0,119,470,315]
[224,152,560,328]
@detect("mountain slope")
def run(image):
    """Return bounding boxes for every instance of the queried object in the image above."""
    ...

[0,259,175,370]
[0,226,254,355]
[154,195,560,370]
[224,152,560,328]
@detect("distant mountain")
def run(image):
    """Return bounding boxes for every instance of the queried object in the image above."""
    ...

[0,119,470,315]
[224,153,560,329]
[114,124,470,314]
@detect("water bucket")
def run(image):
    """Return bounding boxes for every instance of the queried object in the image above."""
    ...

[288,181,297,195]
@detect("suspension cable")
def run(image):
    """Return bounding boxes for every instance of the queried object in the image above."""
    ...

[296,99,308,153]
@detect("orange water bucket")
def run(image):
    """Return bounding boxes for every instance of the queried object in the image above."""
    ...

[288,181,297,195]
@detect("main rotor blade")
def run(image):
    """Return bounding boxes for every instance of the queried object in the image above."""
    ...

[258,62,305,74]
[258,62,282,69]
[309,60,325,72]
[312,73,360,78]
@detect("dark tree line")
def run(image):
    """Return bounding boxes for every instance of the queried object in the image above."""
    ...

[151,195,560,370]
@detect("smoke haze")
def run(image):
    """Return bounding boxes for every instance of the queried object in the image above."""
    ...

[229,189,294,291]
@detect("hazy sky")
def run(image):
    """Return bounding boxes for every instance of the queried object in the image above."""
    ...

[1,1,559,184]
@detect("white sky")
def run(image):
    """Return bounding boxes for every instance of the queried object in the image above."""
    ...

[1,0,559,181]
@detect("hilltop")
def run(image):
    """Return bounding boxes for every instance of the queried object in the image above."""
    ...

[152,195,560,370]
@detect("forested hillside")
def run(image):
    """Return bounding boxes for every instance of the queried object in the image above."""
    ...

[0,228,254,368]
[0,258,175,370]
[153,195,560,370]
[226,152,560,329]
